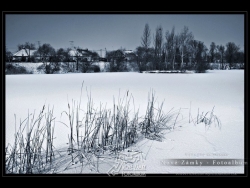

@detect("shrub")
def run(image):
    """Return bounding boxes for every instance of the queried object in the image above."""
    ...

[196,106,222,131]
[37,62,61,74]
[5,63,32,75]
[195,61,209,73]
[5,106,56,174]
[92,65,100,72]
[37,64,44,72]
[80,64,101,73]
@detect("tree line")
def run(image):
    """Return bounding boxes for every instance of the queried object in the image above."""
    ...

[135,24,244,73]
[5,24,244,73]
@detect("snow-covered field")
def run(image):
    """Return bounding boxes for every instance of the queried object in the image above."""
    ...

[5,70,245,175]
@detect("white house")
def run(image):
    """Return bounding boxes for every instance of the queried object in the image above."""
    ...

[11,48,94,62]
[68,49,93,62]
[12,48,37,62]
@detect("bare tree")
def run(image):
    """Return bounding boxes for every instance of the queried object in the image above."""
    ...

[36,43,55,63]
[225,42,240,69]
[141,23,151,50]
[217,44,225,69]
[81,50,98,73]
[165,26,176,70]
[153,25,163,70]
[235,50,244,68]
[178,26,194,69]
[35,43,59,74]
[56,48,65,62]
[74,47,82,71]
[173,35,179,70]
[5,46,13,63]
[17,42,36,50]
[192,41,208,73]
[209,42,216,63]
[135,46,146,72]
[139,23,151,72]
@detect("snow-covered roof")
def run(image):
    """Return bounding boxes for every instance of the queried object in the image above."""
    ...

[123,50,134,54]
[13,48,92,57]
[13,48,36,57]
[69,49,91,57]
[69,50,79,56]
[123,50,136,56]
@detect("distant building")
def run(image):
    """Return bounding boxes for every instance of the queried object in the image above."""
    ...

[123,50,137,61]
[68,48,94,62]
[12,48,36,62]
[106,49,137,62]
[11,48,94,62]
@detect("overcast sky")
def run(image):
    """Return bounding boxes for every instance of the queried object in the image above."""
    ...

[5,13,245,53]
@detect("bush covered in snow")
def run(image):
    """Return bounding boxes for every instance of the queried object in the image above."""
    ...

[5,63,32,75]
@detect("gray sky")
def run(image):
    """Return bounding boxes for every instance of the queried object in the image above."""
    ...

[5,13,245,53]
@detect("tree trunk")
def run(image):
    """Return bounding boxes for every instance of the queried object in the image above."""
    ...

[172,54,175,70]
[220,55,224,70]
[181,50,184,69]
[164,49,168,70]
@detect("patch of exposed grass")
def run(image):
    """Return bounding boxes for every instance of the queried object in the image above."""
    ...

[196,106,222,131]
[5,105,56,174]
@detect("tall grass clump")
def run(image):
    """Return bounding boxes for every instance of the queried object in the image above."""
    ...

[5,105,56,174]
[62,88,178,172]
[196,106,222,131]
[57,86,181,173]
[139,90,176,141]
[59,87,142,172]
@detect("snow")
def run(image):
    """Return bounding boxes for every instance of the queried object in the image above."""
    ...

[143,70,195,74]
[124,50,134,54]
[13,62,44,74]
[69,50,81,56]
[13,49,36,57]
[5,70,244,174]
